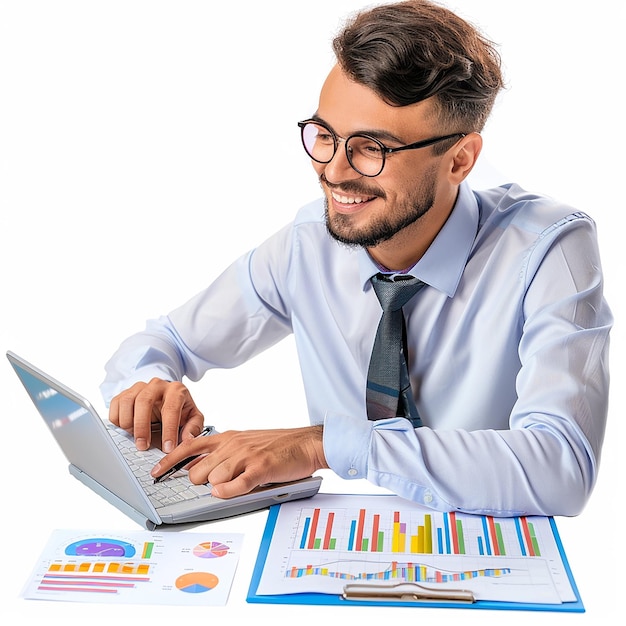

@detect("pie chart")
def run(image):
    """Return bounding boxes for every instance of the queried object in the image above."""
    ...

[193,541,229,558]
[175,572,219,593]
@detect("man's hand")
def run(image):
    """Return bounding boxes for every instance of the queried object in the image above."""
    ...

[109,378,205,452]
[150,426,328,498]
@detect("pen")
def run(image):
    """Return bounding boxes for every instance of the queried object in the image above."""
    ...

[152,425,215,483]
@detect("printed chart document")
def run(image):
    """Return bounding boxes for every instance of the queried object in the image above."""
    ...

[22,529,243,606]
[247,493,583,612]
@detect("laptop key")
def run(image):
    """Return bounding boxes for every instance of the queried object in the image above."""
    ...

[189,484,213,497]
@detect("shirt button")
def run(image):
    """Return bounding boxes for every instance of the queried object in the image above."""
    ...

[424,493,433,504]
[347,468,358,477]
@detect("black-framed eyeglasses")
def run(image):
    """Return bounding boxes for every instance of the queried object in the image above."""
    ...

[298,119,465,177]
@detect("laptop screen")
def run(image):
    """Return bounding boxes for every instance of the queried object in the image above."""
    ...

[8,352,158,524]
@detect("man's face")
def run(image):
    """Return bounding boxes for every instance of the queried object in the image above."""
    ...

[312,65,446,250]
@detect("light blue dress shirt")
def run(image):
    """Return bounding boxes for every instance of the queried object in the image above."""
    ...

[101,182,612,517]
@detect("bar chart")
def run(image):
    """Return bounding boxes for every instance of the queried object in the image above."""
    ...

[253,494,576,605]
[286,559,512,583]
[295,506,542,557]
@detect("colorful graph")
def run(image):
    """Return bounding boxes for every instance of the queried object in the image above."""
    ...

[286,559,512,582]
[22,529,243,606]
[175,572,219,593]
[39,559,151,594]
[65,538,136,558]
[296,506,542,557]
[193,541,229,558]
[141,541,155,559]
[47,560,150,575]
[252,495,578,606]
[42,536,228,595]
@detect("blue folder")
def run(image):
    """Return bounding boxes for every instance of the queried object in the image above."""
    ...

[246,498,585,612]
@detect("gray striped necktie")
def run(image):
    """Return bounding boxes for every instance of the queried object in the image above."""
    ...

[366,273,425,427]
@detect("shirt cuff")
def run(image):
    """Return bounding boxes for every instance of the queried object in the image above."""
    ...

[323,411,373,479]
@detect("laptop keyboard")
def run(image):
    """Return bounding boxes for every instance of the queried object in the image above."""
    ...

[107,424,213,508]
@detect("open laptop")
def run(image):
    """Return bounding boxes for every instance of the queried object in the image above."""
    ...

[7,351,322,530]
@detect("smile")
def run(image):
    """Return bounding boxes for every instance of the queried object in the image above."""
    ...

[331,190,375,205]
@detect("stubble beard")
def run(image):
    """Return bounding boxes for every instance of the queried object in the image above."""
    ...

[323,172,438,249]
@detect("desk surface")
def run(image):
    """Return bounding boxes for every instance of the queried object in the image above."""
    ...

[2,339,621,626]
[2,445,621,625]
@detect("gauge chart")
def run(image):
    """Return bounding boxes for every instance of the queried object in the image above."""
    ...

[65,538,136,558]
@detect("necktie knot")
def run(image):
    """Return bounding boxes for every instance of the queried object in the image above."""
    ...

[371,273,425,312]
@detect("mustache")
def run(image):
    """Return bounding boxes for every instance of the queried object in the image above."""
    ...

[319,173,386,200]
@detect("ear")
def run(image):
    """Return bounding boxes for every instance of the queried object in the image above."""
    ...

[449,132,483,184]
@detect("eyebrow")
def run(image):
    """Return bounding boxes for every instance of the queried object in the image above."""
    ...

[310,113,408,145]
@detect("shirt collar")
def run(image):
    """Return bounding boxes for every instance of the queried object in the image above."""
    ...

[358,181,479,297]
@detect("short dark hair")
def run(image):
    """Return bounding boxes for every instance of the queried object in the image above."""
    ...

[332,0,503,135]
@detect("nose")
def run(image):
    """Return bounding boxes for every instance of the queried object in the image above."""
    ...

[321,139,363,184]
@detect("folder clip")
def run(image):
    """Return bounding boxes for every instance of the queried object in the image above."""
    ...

[342,582,475,603]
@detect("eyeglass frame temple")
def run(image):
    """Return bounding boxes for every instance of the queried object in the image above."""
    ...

[383,132,467,154]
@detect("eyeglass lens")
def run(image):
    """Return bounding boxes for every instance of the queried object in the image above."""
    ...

[301,122,385,177]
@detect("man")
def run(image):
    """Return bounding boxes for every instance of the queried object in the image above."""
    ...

[101,0,611,517]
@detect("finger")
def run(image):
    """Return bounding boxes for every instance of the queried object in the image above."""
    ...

[187,453,265,497]
[159,382,204,451]
[112,384,149,434]
[108,394,121,427]
[150,436,210,478]
[179,415,206,441]
[130,380,164,450]
[158,382,187,452]
[209,472,260,499]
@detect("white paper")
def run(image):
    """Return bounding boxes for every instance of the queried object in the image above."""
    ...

[22,529,243,605]
[255,494,576,605]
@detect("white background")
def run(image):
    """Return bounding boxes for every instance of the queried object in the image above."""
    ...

[1,1,623,623]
